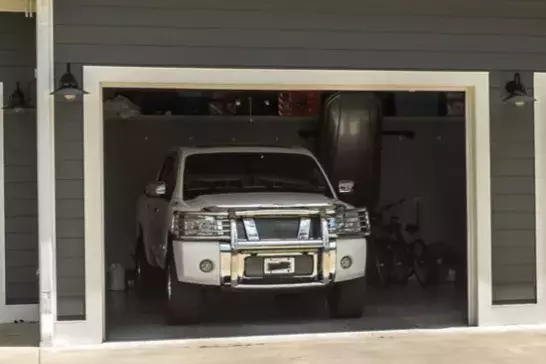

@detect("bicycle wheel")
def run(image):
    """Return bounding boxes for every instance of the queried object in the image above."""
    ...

[391,244,410,286]
[412,239,430,287]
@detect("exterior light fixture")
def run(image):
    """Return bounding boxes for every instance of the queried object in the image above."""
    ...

[1,82,34,113]
[50,63,89,101]
[503,73,536,107]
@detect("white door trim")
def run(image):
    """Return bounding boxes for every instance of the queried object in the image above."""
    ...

[512,73,546,324]
[62,66,492,346]
[0,83,39,323]
[36,0,57,346]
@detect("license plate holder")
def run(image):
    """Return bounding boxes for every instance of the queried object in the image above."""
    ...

[263,257,295,275]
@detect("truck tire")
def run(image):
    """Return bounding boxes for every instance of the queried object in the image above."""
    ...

[134,236,162,300]
[327,277,366,318]
[165,256,203,325]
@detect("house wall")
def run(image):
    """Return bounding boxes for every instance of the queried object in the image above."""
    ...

[0,13,38,305]
[53,0,545,317]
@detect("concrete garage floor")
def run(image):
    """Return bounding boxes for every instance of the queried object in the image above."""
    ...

[106,280,467,342]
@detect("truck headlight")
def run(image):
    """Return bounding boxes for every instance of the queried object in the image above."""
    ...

[329,208,370,236]
[171,212,222,238]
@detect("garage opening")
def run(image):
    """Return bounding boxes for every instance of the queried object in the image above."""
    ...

[102,88,467,342]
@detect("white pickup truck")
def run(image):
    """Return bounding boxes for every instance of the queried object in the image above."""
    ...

[135,146,370,324]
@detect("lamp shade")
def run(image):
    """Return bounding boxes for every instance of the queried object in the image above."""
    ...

[50,63,89,101]
[1,82,34,113]
[503,73,536,107]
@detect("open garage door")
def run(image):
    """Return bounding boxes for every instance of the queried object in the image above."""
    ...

[99,88,468,342]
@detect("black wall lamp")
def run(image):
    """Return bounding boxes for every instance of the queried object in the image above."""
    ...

[503,73,536,107]
[50,63,89,101]
[1,82,34,113]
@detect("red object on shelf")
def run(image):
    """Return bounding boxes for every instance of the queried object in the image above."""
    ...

[278,92,320,116]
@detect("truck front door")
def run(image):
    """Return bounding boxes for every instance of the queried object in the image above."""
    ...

[147,154,178,266]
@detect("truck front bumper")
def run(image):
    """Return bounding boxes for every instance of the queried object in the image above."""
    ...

[172,237,367,289]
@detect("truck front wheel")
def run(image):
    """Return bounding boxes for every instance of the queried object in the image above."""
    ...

[165,256,203,325]
[327,277,367,318]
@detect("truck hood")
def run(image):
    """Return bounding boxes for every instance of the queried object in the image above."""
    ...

[182,192,337,210]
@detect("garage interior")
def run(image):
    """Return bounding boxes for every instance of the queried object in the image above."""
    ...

[102,89,468,342]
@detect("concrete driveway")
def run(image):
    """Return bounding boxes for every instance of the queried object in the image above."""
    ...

[3,327,546,364]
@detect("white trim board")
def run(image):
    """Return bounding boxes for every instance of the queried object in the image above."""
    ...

[36,0,57,346]
[0,82,39,324]
[71,66,492,346]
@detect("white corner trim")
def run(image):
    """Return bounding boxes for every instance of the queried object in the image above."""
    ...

[36,0,57,346]
[76,66,490,346]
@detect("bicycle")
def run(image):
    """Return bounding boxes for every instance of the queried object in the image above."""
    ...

[369,199,412,287]
[369,197,433,288]
[405,198,432,287]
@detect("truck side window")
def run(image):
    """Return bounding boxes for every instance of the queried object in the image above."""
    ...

[158,156,177,197]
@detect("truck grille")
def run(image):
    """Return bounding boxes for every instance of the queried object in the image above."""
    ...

[234,217,321,240]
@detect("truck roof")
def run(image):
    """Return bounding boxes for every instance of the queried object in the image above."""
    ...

[175,145,315,157]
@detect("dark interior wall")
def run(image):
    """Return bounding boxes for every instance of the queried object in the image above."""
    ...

[379,118,466,258]
[53,0,544,317]
[0,13,37,305]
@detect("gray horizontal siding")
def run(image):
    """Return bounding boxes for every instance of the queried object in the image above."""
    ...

[490,72,536,305]
[54,0,546,70]
[55,100,85,318]
[53,0,545,316]
[1,13,38,306]
[4,114,38,305]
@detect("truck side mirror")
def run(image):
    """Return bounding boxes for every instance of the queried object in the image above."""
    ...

[146,182,166,197]
[338,180,355,194]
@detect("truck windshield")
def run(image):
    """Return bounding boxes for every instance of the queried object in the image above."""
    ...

[183,152,333,200]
